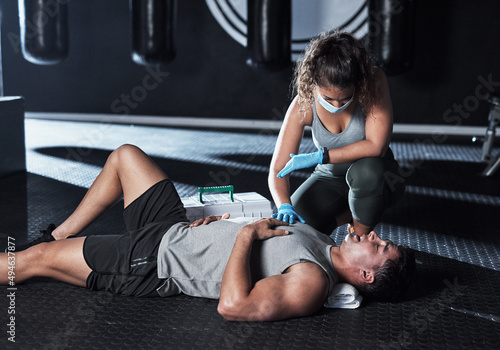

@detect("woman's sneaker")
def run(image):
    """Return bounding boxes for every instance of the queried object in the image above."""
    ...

[13,224,56,251]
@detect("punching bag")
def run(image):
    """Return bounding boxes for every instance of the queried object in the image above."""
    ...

[368,0,416,76]
[131,0,177,66]
[19,0,69,65]
[246,0,291,71]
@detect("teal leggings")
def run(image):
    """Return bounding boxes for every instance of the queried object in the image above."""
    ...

[291,149,405,234]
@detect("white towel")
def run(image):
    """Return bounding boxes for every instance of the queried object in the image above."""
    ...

[324,283,363,309]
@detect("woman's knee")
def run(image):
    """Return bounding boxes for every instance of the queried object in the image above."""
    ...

[346,158,386,194]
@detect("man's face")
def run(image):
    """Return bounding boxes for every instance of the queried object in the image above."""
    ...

[340,231,400,271]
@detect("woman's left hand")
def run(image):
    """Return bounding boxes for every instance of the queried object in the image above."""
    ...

[277,149,324,178]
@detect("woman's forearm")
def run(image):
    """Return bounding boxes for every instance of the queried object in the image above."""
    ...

[268,173,292,208]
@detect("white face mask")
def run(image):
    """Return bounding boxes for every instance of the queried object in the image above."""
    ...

[317,90,354,114]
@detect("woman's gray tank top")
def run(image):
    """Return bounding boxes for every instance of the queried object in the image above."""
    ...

[311,101,366,176]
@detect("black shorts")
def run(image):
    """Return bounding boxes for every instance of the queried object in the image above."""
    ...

[83,179,188,297]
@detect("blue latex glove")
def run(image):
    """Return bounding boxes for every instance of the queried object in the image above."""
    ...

[272,203,306,224]
[277,149,323,178]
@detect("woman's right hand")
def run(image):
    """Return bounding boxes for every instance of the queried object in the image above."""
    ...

[272,203,305,224]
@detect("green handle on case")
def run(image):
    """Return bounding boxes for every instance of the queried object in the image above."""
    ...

[198,185,234,203]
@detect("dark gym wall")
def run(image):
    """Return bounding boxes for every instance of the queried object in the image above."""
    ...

[1,0,499,126]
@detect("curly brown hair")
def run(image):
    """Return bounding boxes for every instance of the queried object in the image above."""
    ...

[292,31,380,116]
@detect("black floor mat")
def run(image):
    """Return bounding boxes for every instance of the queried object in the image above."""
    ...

[1,120,499,349]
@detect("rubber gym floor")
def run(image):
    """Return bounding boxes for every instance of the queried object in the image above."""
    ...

[0,118,499,349]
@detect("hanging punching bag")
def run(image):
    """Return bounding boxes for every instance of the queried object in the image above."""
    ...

[246,0,291,71]
[131,0,177,66]
[368,0,416,76]
[19,0,69,65]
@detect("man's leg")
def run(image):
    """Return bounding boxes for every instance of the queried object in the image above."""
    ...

[1,238,91,286]
[53,144,167,239]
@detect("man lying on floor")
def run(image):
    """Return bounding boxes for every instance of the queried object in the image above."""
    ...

[1,144,415,322]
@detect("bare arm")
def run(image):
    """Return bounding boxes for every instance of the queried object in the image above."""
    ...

[268,96,311,208]
[217,218,328,321]
[326,68,394,163]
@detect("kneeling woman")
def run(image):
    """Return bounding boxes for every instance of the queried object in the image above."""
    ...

[269,31,405,236]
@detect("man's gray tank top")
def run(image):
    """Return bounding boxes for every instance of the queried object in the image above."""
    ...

[311,100,366,176]
[156,217,338,300]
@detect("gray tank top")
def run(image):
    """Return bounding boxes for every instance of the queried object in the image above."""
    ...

[156,217,338,300]
[311,101,366,176]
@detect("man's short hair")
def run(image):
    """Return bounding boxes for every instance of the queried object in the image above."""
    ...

[356,245,416,302]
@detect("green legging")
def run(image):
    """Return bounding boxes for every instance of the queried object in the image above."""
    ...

[291,149,405,234]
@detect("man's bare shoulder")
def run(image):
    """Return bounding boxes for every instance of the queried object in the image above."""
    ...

[282,262,329,313]
[286,261,328,279]
[285,262,329,292]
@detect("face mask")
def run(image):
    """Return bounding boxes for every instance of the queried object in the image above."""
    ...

[317,91,354,114]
